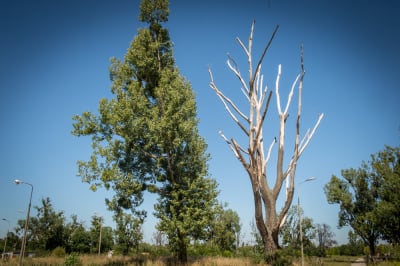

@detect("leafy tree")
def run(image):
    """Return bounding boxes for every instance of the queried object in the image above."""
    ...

[64,214,90,253]
[113,212,142,255]
[0,231,19,254]
[72,0,219,263]
[152,229,167,246]
[314,223,337,257]
[324,158,381,255]
[69,224,91,253]
[279,205,315,256]
[208,21,323,262]
[208,204,241,251]
[154,169,219,261]
[347,230,365,256]
[16,197,66,252]
[89,214,113,254]
[325,146,400,256]
[370,146,400,244]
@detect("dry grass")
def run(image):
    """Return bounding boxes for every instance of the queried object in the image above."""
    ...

[0,255,265,266]
[3,255,397,266]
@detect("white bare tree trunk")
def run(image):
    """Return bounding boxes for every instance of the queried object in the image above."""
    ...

[208,21,323,260]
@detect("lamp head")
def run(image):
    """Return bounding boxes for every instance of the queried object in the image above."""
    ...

[14,179,22,185]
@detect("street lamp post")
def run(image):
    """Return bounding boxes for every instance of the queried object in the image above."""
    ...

[297,177,316,266]
[14,179,33,266]
[98,218,102,255]
[1,218,10,260]
[94,213,103,255]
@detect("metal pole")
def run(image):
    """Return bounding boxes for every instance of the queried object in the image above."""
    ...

[15,180,33,266]
[298,196,304,266]
[98,219,102,255]
[297,177,315,266]
[2,219,10,260]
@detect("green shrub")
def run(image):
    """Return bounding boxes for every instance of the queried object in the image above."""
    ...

[222,250,232,257]
[64,253,82,266]
[52,246,66,258]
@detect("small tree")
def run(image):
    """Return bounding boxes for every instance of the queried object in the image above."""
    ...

[208,21,323,261]
[113,212,142,255]
[208,204,241,252]
[279,205,315,256]
[17,197,66,252]
[314,223,337,257]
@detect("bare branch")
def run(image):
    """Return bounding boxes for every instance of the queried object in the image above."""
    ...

[283,74,300,115]
[247,20,255,90]
[209,68,250,135]
[264,137,277,169]
[219,130,239,158]
[299,113,324,155]
[253,24,279,86]
[275,64,282,114]
[231,138,251,172]
[236,37,249,58]
[240,87,251,102]
[227,55,249,93]
[254,91,273,151]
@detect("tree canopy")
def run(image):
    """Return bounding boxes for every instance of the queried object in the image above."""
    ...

[324,145,400,256]
[72,0,219,262]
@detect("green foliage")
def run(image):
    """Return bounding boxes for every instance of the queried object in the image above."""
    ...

[113,212,142,255]
[371,146,400,244]
[208,204,241,251]
[188,243,220,257]
[52,246,66,257]
[72,1,220,263]
[279,205,315,254]
[315,223,337,257]
[64,253,82,266]
[66,218,91,254]
[264,249,293,266]
[324,145,400,255]
[15,197,66,252]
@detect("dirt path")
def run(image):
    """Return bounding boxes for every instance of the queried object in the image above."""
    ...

[351,257,366,266]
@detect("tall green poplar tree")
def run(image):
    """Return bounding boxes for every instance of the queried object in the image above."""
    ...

[72,0,219,262]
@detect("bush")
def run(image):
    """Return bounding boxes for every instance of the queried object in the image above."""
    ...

[64,253,82,266]
[265,250,292,266]
[222,250,232,257]
[52,246,66,258]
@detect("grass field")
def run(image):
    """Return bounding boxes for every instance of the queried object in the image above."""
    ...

[0,254,398,266]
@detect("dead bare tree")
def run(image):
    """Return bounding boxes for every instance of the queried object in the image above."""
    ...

[208,21,323,260]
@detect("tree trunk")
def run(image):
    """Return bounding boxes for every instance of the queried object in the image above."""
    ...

[253,188,280,263]
[177,235,187,264]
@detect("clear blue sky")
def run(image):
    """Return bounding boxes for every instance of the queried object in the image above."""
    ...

[1,0,399,245]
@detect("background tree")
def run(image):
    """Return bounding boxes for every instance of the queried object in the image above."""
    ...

[89,214,113,254]
[279,205,315,256]
[15,197,66,253]
[63,214,88,253]
[208,21,323,262]
[371,146,400,244]
[72,0,219,263]
[314,223,337,257]
[324,146,400,255]
[113,212,142,255]
[152,230,167,246]
[208,204,241,252]
[324,156,381,256]
[0,231,19,254]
